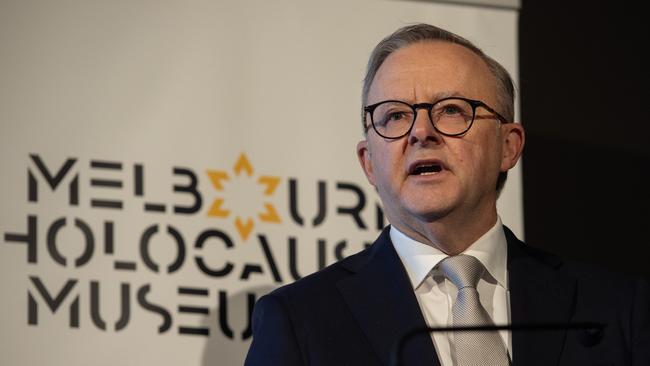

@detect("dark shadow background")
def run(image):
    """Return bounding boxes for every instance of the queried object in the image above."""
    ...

[519,0,650,280]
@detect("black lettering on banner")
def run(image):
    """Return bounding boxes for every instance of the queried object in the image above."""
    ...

[4,215,37,263]
[288,237,303,280]
[90,199,123,209]
[90,281,130,331]
[178,287,209,296]
[134,164,144,196]
[137,284,171,333]
[134,163,167,212]
[4,152,388,340]
[336,182,367,229]
[318,239,327,270]
[28,154,78,205]
[334,240,348,261]
[115,283,131,331]
[194,229,234,277]
[173,167,202,214]
[90,161,121,169]
[239,264,263,280]
[177,286,210,336]
[28,276,78,327]
[242,235,281,282]
[312,180,327,226]
[217,290,256,340]
[46,217,95,267]
[288,179,327,227]
[105,210,133,270]
[218,290,234,339]
[144,203,166,213]
[139,224,186,273]
[241,292,255,340]
[104,221,114,254]
[114,261,137,271]
[89,160,123,209]
[288,179,304,225]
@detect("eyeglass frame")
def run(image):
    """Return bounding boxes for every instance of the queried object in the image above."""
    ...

[363,96,510,139]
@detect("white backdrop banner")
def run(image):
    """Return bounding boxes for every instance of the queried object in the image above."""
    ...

[0,1,520,365]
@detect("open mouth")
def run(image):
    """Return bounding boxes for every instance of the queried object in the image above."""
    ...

[409,162,443,176]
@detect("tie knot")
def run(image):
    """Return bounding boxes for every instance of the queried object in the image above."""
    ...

[439,254,485,290]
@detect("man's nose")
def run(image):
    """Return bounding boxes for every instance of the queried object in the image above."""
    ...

[408,109,442,145]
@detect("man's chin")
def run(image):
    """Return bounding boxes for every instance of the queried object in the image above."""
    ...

[403,202,453,223]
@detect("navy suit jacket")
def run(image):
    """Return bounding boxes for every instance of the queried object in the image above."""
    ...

[245,226,650,365]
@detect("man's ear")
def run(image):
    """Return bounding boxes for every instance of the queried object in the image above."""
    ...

[356,140,376,186]
[500,122,525,172]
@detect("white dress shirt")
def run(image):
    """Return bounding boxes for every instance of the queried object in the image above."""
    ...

[391,217,511,366]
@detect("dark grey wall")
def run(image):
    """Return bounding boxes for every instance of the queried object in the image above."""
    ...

[519,1,650,280]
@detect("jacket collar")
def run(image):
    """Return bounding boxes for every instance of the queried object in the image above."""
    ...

[337,227,440,366]
[505,226,576,366]
[335,225,577,366]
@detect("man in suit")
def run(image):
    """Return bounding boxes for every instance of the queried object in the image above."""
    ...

[244,23,650,366]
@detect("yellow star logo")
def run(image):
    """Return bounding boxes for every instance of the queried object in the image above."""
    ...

[206,153,281,241]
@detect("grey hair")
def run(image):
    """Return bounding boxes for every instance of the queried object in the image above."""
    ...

[361,23,516,193]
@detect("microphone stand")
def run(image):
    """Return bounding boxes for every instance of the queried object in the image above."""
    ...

[390,322,606,366]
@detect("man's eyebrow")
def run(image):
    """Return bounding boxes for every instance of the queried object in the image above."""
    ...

[397,91,463,103]
[430,91,462,101]
[370,91,465,105]
[404,91,463,103]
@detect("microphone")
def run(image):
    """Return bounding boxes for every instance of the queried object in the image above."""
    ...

[390,322,606,366]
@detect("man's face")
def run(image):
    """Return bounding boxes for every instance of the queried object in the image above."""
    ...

[357,41,522,236]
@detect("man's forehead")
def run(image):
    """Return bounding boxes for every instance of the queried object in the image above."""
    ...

[367,41,494,103]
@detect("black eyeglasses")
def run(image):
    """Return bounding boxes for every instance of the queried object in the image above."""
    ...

[363,97,509,139]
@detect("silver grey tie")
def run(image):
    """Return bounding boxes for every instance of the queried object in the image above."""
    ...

[439,255,509,366]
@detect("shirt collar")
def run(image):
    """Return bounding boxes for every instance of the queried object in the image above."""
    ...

[391,216,508,290]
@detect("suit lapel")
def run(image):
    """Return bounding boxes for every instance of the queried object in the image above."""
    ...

[337,228,440,366]
[505,227,576,366]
